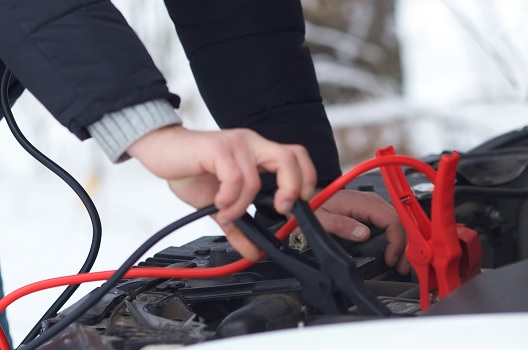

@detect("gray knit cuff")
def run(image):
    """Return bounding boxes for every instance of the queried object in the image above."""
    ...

[87,99,182,163]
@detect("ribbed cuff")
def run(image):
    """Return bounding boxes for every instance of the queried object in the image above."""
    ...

[87,99,182,163]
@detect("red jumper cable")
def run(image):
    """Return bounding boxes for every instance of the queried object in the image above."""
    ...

[0,152,481,349]
[376,146,482,310]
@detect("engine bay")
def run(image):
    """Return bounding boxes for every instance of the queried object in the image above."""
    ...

[32,126,528,349]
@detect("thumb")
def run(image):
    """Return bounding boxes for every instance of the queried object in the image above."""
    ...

[314,210,371,242]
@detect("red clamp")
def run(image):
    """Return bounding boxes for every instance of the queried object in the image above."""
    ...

[375,146,482,309]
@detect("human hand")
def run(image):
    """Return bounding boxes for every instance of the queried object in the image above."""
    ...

[310,189,410,275]
[127,125,316,261]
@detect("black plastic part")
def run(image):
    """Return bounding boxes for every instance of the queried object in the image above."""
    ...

[235,214,342,314]
[291,200,391,316]
[57,289,127,326]
[236,199,391,317]
[216,294,304,338]
[456,150,528,186]
[32,323,114,350]
[425,259,528,316]
[467,126,528,154]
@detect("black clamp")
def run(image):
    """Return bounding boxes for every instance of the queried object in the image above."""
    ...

[235,198,390,316]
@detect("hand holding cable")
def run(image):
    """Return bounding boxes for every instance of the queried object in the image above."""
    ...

[0,152,439,350]
[127,125,317,262]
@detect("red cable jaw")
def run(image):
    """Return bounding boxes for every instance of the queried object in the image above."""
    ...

[430,150,463,299]
[376,146,482,310]
[458,224,483,281]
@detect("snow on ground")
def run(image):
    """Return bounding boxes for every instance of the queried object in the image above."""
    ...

[1,0,528,346]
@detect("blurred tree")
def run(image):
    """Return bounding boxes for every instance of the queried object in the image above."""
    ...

[301,0,408,167]
[301,0,402,103]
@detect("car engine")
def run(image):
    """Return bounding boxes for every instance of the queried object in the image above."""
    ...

[29,126,528,350]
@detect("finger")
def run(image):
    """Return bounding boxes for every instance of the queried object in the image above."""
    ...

[288,145,317,200]
[252,140,315,214]
[211,151,247,223]
[167,175,219,208]
[270,152,303,214]
[320,190,407,269]
[272,145,317,210]
[395,253,411,275]
[221,221,262,262]
[216,148,262,224]
[364,191,395,206]
[257,147,305,214]
[314,209,371,242]
[383,221,407,269]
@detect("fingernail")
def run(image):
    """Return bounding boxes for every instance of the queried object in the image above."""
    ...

[302,188,315,201]
[279,200,294,213]
[388,255,398,267]
[351,226,368,240]
[218,216,231,226]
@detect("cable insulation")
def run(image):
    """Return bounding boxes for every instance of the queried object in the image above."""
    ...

[0,71,440,348]
[0,155,436,350]
[0,68,103,346]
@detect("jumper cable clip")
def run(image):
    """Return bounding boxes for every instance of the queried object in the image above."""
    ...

[376,146,482,310]
[235,197,391,317]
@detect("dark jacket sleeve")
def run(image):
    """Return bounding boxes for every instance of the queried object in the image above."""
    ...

[0,0,179,140]
[0,61,24,108]
[163,0,342,191]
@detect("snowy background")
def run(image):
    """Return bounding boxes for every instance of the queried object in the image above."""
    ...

[1,0,528,346]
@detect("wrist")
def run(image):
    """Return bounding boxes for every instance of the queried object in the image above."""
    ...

[127,124,189,178]
[127,124,184,156]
